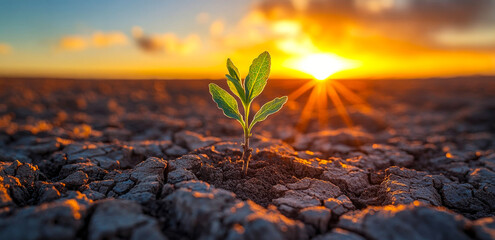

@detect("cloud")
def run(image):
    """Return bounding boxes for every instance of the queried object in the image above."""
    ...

[132,26,201,55]
[210,20,225,37]
[58,31,128,51]
[198,0,495,79]
[196,12,210,24]
[0,43,12,54]
[91,31,127,48]
[254,0,495,50]
[258,0,490,25]
[59,36,87,51]
[210,10,317,55]
[434,26,495,48]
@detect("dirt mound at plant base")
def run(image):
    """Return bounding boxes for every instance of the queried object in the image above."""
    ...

[193,143,301,207]
[197,156,297,207]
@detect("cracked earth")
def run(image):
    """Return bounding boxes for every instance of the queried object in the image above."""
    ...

[0,77,494,240]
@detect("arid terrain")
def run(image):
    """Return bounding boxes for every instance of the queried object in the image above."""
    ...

[0,77,494,240]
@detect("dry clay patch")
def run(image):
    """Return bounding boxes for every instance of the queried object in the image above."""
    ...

[286,128,495,219]
[169,131,495,221]
[162,134,495,238]
[3,129,493,224]
[186,136,336,200]
[1,78,494,239]
[174,136,379,218]
[0,104,494,238]
[5,130,491,217]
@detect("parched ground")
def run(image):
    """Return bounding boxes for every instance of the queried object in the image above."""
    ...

[0,77,494,240]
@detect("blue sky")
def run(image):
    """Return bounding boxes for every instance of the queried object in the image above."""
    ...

[0,0,247,54]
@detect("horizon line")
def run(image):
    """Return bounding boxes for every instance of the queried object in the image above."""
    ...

[1,74,494,82]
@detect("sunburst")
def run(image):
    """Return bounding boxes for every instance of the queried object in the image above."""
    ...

[287,53,369,130]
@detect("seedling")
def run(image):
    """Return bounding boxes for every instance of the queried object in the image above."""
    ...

[209,51,288,176]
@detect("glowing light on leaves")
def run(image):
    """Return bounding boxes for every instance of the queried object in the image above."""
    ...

[209,51,288,175]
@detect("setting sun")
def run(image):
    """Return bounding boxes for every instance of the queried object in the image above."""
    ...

[286,53,358,80]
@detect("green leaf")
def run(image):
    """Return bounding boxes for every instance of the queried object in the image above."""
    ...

[249,96,288,130]
[227,58,241,82]
[244,51,271,102]
[226,74,246,104]
[209,83,244,126]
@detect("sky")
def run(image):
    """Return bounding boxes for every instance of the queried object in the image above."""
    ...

[0,0,494,79]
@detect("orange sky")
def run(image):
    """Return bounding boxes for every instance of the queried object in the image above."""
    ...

[0,0,494,79]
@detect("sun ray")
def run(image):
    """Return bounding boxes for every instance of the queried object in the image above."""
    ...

[316,82,328,126]
[331,81,371,112]
[298,85,319,130]
[326,82,354,130]
[286,52,370,133]
[288,80,318,100]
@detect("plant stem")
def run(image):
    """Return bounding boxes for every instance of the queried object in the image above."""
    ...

[241,103,252,176]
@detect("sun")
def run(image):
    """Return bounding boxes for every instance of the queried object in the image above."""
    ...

[288,53,356,80]
[284,53,368,131]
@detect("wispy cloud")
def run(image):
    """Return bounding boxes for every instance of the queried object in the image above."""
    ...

[3,0,494,79]
[434,26,495,49]
[0,43,13,54]
[254,0,495,50]
[210,20,225,37]
[132,26,201,55]
[196,12,210,24]
[59,36,87,51]
[91,31,128,48]
[200,0,495,78]
[58,31,128,51]
[209,10,317,55]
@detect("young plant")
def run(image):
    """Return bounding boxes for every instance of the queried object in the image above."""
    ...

[209,51,288,176]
